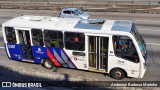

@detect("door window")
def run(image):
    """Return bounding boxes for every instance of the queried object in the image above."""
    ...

[18,31,31,45]
[71,11,78,16]
[63,10,71,14]
[88,36,109,70]
[88,36,96,68]
[100,37,108,69]
[18,30,33,59]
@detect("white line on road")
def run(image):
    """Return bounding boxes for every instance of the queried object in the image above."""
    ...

[146,43,160,46]
[138,29,160,32]
[0,46,5,49]
[136,20,160,23]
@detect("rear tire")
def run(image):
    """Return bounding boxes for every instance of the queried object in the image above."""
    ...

[42,59,54,69]
[110,68,125,80]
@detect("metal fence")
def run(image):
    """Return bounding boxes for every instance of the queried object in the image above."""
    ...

[0,0,160,5]
[0,0,160,13]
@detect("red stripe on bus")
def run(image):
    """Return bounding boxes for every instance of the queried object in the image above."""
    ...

[46,49,60,67]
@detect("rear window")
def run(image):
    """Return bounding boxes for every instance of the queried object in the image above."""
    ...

[5,27,17,43]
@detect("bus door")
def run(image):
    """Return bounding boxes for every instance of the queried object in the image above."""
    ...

[18,30,33,60]
[88,36,109,72]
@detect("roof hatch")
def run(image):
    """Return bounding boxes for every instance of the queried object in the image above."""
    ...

[22,16,45,21]
[74,19,106,30]
[79,19,105,24]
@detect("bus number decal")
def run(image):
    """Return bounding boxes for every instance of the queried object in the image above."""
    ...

[8,45,15,49]
[118,60,125,65]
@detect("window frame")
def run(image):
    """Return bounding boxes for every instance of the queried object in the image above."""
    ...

[44,30,64,48]
[31,29,44,46]
[63,10,71,15]
[112,35,139,63]
[5,27,17,44]
[64,32,85,51]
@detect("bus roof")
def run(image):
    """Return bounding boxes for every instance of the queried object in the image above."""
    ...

[3,15,133,34]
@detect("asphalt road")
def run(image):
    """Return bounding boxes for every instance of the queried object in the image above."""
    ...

[0,9,160,82]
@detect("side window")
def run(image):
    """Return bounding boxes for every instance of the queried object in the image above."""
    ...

[32,29,44,46]
[44,30,63,48]
[113,35,139,63]
[65,32,85,51]
[71,11,77,16]
[5,27,17,43]
[63,10,71,14]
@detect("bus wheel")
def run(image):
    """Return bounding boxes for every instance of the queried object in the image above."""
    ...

[110,68,125,80]
[42,59,54,69]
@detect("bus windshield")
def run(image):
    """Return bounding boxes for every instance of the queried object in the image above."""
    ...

[131,24,147,59]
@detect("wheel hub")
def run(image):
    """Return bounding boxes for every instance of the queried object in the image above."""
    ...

[45,61,51,68]
[114,71,122,78]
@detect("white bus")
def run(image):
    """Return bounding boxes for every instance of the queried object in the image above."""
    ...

[2,16,147,80]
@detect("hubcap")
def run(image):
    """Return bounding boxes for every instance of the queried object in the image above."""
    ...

[45,61,51,68]
[114,71,122,78]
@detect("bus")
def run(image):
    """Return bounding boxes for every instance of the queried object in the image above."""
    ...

[2,16,147,80]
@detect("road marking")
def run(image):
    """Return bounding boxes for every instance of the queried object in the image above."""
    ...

[136,20,160,23]
[138,29,160,32]
[0,46,5,49]
[146,43,160,46]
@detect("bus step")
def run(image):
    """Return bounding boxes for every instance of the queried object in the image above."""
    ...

[22,59,34,63]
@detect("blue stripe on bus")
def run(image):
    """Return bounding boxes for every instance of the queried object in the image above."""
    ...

[7,43,77,69]
[59,49,75,68]
[47,48,63,67]
[53,48,75,68]
[53,48,69,68]
[61,49,77,69]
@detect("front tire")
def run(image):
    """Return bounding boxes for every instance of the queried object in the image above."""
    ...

[110,68,125,80]
[42,59,54,69]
